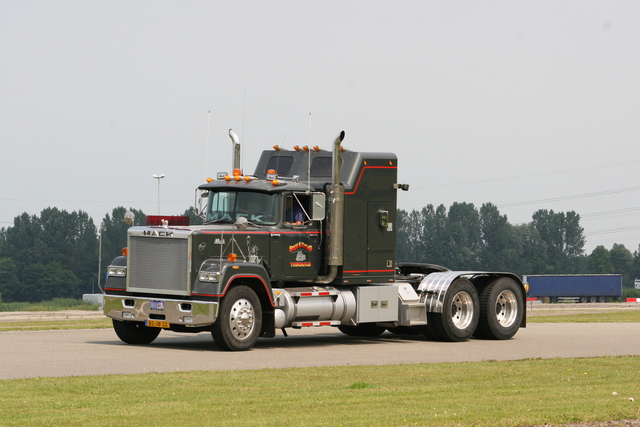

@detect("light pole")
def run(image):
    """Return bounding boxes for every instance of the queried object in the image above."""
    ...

[96,222,103,293]
[152,174,165,214]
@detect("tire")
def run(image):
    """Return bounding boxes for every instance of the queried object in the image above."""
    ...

[429,278,479,342]
[338,324,386,337]
[212,285,262,351]
[580,297,588,304]
[422,313,440,340]
[474,277,524,340]
[112,319,161,344]
[598,296,606,303]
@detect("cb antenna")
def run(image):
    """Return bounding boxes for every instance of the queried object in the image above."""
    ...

[307,112,312,192]
[204,110,211,180]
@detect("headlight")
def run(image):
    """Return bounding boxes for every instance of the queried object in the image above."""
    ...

[199,271,220,282]
[108,266,127,277]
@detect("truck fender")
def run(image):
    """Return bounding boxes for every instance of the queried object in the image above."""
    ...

[417,271,525,315]
[218,264,275,307]
[218,263,276,339]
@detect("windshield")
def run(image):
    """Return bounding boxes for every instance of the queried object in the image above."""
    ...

[206,191,278,225]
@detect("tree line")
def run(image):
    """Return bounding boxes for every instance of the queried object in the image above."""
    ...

[397,202,640,291]
[0,203,639,302]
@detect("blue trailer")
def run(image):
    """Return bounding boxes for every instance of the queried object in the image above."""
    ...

[523,274,622,303]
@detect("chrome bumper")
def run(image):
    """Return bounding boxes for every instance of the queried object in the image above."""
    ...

[103,294,218,327]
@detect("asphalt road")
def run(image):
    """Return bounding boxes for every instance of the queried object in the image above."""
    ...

[2,322,639,379]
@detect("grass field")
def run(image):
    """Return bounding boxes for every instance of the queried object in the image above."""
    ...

[1,357,639,427]
[1,307,640,426]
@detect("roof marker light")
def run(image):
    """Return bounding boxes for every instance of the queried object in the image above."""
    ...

[293,145,300,151]
[313,146,320,152]
[303,146,309,151]
[206,177,213,183]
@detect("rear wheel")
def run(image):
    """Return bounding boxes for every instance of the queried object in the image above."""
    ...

[112,319,161,344]
[212,285,262,351]
[474,277,524,340]
[429,278,479,342]
[338,324,386,337]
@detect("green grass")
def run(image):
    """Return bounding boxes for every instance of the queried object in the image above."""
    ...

[1,357,639,426]
[0,318,111,331]
[0,298,100,312]
[527,309,640,323]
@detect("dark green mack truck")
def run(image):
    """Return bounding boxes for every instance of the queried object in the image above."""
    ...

[103,130,526,351]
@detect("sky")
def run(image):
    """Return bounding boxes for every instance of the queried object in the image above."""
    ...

[1,1,639,254]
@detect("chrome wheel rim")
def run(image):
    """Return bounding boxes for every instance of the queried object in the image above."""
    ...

[451,291,474,329]
[495,290,518,327]
[229,298,255,339]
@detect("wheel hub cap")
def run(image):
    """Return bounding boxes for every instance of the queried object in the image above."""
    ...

[229,298,254,338]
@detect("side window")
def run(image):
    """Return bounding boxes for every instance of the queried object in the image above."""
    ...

[284,195,310,226]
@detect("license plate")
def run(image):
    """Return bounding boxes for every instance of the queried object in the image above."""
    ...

[150,300,165,310]
[145,319,170,328]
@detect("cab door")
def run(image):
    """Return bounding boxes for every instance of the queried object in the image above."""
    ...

[282,195,322,278]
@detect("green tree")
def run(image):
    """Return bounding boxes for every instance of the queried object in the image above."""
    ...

[511,223,547,276]
[0,258,20,302]
[411,204,452,267]
[2,208,98,298]
[183,206,204,226]
[396,209,416,262]
[610,243,634,287]
[479,203,519,272]
[531,209,585,273]
[447,202,481,270]
[37,208,98,295]
[630,245,640,287]
[18,261,80,302]
[588,245,613,274]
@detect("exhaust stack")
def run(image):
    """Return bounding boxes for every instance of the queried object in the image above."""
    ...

[308,130,345,284]
[229,129,241,172]
[328,130,345,266]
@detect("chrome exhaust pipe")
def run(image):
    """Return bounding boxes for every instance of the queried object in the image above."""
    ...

[229,129,241,171]
[308,130,345,284]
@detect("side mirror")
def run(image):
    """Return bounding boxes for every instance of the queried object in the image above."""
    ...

[311,193,326,221]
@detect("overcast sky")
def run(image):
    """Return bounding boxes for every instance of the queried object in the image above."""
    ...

[1,1,639,254]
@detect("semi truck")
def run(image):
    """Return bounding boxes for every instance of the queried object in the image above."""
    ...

[103,130,527,351]
[524,274,622,303]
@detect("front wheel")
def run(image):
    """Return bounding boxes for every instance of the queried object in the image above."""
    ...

[474,277,524,340]
[212,285,262,351]
[429,278,479,342]
[112,319,161,344]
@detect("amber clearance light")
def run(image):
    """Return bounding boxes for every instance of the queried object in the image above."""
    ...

[227,253,238,262]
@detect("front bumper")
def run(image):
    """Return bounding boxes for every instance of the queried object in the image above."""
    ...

[103,294,218,327]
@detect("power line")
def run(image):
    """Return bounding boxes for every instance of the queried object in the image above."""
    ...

[497,186,640,209]
[415,158,640,190]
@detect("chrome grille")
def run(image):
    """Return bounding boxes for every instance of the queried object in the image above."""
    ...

[128,236,189,295]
